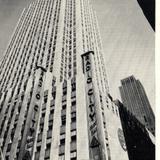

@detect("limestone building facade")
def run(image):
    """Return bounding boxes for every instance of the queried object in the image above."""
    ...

[0,0,129,159]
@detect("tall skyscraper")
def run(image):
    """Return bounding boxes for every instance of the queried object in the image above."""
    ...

[119,75,155,135]
[0,0,129,160]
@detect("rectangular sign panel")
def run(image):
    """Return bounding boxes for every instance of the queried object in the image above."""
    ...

[81,51,103,160]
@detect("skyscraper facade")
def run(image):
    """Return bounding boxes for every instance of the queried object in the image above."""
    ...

[0,0,128,160]
[119,75,155,135]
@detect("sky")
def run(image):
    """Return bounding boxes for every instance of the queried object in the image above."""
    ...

[0,0,155,111]
[92,0,155,111]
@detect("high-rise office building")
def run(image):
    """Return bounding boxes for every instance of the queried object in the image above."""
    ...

[119,75,155,135]
[0,0,129,160]
[115,99,155,160]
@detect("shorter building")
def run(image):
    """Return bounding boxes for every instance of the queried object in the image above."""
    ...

[114,100,155,160]
[119,75,155,135]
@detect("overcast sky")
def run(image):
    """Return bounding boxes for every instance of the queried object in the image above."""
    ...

[0,0,155,111]
[92,0,155,111]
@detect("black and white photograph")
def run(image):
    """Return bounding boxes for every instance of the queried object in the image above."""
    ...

[0,0,156,159]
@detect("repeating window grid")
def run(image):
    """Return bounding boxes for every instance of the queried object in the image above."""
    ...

[0,8,27,78]
[1,102,20,155]
[0,8,27,75]
[49,0,62,72]
[3,1,41,91]
[9,0,46,94]
[0,6,34,91]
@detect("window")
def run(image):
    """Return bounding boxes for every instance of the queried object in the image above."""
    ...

[70,141,76,152]
[59,145,65,155]
[59,154,65,160]
[60,136,65,145]
[44,96,48,103]
[15,114,19,122]
[16,151,19,159]
[42,112,45,117]
[37,146,41,152]
[71,130,76,138]
[63,88,67,95]
[35,150,40,160]
[61,115,66,125]
[6,143,12,152]
[71,83,76,92]
[62,104,66,110]
[71,101,76,106]
[47,130,52,139]
[71,132,76,142]
[71,112,76,122]
[71,122,76,131]
[45,143,51,159]
[60,138,65,145]
[37,133,42,142]
[70,151,77,160]
[61,109,66,116]
[50,99,55,108]
[48,120,53,130]
[71,104,76,112]
[49,111,54,122]
[60,125,66,134]
[17,140,21,149]
[50,109,54,114]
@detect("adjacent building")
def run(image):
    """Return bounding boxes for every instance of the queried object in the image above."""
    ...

[119,75,155,135]
[115,100,155,160]
[0,0,129,160]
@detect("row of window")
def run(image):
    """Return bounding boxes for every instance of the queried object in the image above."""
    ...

[1,0,60,92]
[46,0,61,73]
[0,5,31,80]
[0,6,34,91]
[35,85,56,159]
[1,0,44,92]
[59,78,77,159]
[0,7,28,76]
[10,0,45,93]
[60,0,77,82]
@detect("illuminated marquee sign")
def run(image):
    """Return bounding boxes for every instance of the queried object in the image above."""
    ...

[82,51,102,160]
